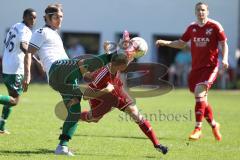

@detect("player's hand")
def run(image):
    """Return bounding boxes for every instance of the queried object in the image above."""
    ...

[22,75,31,92]
[156,40,167,47]
[222,59,229,70]
[104,41,111,54]
[105,83,114,92]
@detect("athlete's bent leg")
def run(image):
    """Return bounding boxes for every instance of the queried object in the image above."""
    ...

[124,105,168,154]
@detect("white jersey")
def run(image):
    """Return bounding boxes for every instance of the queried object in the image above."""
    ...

[29,26,69,77]
[2,22,32,74]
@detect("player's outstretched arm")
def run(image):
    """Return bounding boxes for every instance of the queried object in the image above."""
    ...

[23,45,38,92]
[156,39,187,49]
[83,83,114,100]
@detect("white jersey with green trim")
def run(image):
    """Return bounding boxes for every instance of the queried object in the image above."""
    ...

[2,22,32,74]
[29,26,69,76]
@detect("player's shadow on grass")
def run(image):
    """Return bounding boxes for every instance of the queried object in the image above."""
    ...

[75,133,147,140]
[74,133,168,140]
[76,152,158,159]
[0,148,53,156]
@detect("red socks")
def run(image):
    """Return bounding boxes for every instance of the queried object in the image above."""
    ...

[204,104,216,128]
[195,100,207,129]
[204,104,213,123]
[138,120,159,146]
[195,99,216,129]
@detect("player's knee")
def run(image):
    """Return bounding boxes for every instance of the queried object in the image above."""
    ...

[194,84,207,97]
[84,112,101,123]
[66,98,80,108]
[125,105,143,123]
[10,97,19,106]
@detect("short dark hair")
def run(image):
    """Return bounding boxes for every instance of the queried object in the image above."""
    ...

[44,3,63,21]
[45,3,63,15]
[23,8,35,18]
[195,2,209,10]
[111,53,129,65]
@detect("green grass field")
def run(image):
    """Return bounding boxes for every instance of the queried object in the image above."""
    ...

[0,84,239,160]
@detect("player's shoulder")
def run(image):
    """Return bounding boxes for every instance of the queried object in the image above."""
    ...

[95,66,109,75]
[207,19,224,31]
[187,21,198,28]
[34,27,44,34]
[10,22,29,33]
[34,26,52,35]
[184,21,198,32]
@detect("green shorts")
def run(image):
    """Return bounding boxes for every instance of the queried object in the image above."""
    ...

[2,74,24,95]
[48,59,83,103]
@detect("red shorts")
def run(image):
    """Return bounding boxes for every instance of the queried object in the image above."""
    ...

[89,88,134,120]
[188,66,218,92]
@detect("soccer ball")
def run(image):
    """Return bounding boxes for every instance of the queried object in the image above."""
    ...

[130,37,148,59]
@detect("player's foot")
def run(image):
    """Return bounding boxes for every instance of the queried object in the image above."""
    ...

[155,144,168,155]
[212,122,222,141]
[189,128,202,140]
[55,145,74,156]
[0,129,10,135]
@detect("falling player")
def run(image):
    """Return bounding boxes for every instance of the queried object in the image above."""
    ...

[80,33,168,154]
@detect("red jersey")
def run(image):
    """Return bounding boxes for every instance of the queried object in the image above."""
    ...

[181,19,227,70]
[88,66,123,96]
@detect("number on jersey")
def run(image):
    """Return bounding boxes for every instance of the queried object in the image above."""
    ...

[5,31,16,52]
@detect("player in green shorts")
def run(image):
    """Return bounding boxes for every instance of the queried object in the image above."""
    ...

[0,8,37,134]
[22,3,114,156]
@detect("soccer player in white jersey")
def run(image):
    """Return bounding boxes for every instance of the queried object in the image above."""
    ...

[23,4,115,156]
[0,8,37,134]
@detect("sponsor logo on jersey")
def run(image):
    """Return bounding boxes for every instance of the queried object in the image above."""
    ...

[193,37,210,47]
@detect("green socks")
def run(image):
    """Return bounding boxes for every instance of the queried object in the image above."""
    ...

[0,95,11,105]
[59,103,81,146]
[0,105,12,131]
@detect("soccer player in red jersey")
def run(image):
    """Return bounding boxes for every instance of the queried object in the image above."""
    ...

[156,2,228,141]
[80,53,168,154]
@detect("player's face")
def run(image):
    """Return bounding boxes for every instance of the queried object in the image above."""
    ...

[117,63,128,72]
[24,12,37,29]
[195,4,209,21]
[47,11,63,29]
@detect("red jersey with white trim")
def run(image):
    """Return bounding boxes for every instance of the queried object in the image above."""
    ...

[88,66,123,96]
[181,19,227,70]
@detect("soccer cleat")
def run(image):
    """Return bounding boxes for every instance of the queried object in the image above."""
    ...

[212,122,222,141]
[189,128,202,140]
[55,145,74,156]
[155,144,168,155]
[0,129,10,135]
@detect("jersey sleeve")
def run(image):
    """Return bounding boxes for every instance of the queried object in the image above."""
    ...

[29,28,46,50]
[19,26,31,44]
[216,24,227,41]
[91,68,109,89]
[181,26,191,42]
